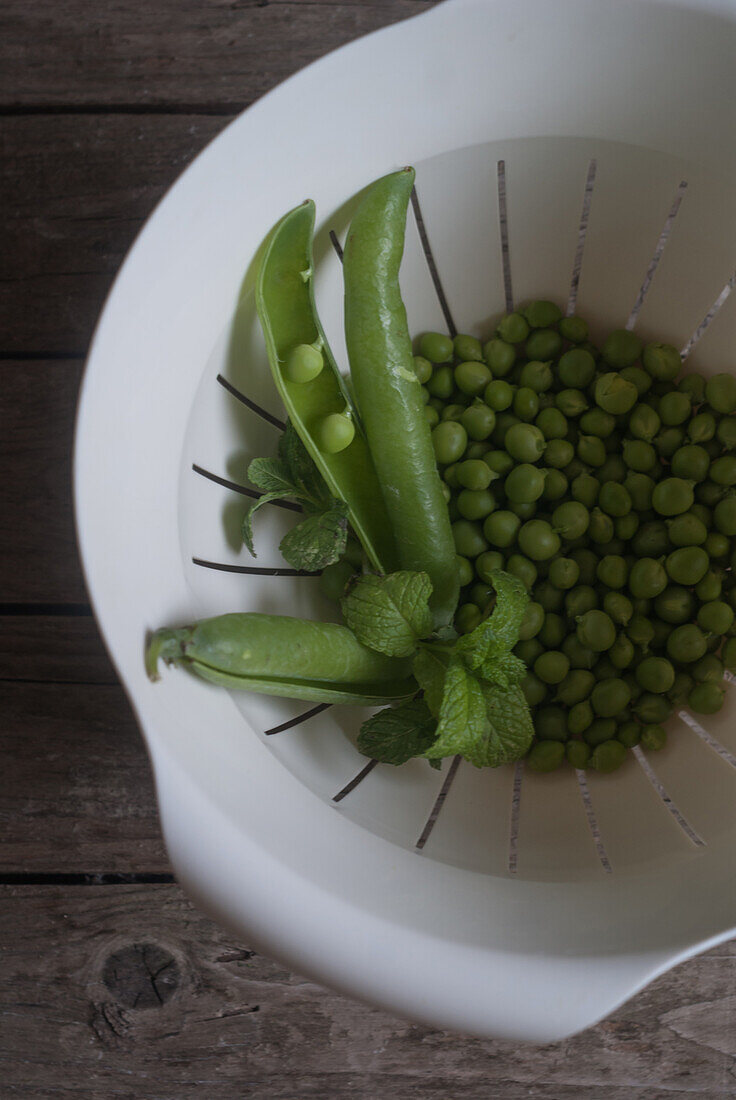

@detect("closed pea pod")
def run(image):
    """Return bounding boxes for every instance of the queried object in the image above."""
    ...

[343,169,458,625]
[256,200,398,573]
[146,614,415,704]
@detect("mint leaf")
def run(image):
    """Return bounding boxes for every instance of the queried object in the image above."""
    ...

[242,491,297,556]
[479,651,527,689]
[247,456,295,494]
[423,659,488,763]
[357,698,437,765]
[341,571,433,658]
[457,570,529,672]
[278,501,349,571]
[278,422,331,506]
[475,682,534,767]
[412,646,451,717]
[423,660,534,768]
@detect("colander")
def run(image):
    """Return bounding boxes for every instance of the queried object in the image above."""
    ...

[74,0,736,1041]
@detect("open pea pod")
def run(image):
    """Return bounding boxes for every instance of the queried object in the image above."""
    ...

[146,613,416,706]
[256,201,399,575]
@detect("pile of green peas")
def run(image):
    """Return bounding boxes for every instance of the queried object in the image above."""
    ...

[416,300,736,775]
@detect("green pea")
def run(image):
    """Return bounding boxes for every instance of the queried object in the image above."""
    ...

[533,706,567,741]
[652,478,694,517]
[552,501,590,540]
[668,670,694,704]
[526,740,565,772]
[523,300,563,328]
[518,359,552,393]
[654,585,694,624]
[504,464,546,504]
[695,480,725,506]
[665,545,709,586]
[640,725,667,751]
[584,718,617,746]
[697,600,734,634]
[495,312,529,344]
[714,496,736,536]
[568,474,597,510]
[588,507,614,544]
[419,331,454,363]
[538,613,566,650]
[705,532,729,559]
[455,555,475,587]
[506,553,538,590]
[688,411,716,443]
[705,372,736,414]
[535,407,568,440]
[453,333,484,362]
[562,633,597,671]
[576,609,616,652]
[597,455,627,484]
[671,444,709,482]
[465,441,491,460]
[558,347,596,388]
[484,379,514,411]
[631,520,670,557]
[521,672,547,707]
[442,403,468,422]
[508,499,538,521]
[608,632,635,669]
[483,510,521,549]
[553,669,594,707]
[642,342,680,380]
[504,423,545,463]
[628,403,661,441]
[316,412,355,453]
[621,365,652,395]
[457,488,497,520]
[424,405,440,428]
[591,677,631,717]
[615,513,639,540]
[617,720,641,748]
[666,512,707,547]
[517,519,561,561]
[603,591,633,626]
[688,681,725,713]
[285,342,324,383]
[692,654,724,683]
[483,338,516,376]
[579,408,615,439]
[542,469,569,501]
[452,520,488,560]
[413,355,433,384]
[623,439,657,472]
[565,740,590,768]
[483,450,514,477]
[636,656,675,694]
[596,555,627,590]
[678,373,706,401]
[658,391,691,426]
[722,637,736,670]
[513,386,540,421]
[459,402,496,441]
[577,434,606,467]
[432,421,468,464]
[717,417,736,450]
[536,580,565,612]
[455,360,492,397]
[455,602,482,634]
[627,615,655,648]
[455,459,493,491]
[635,694,672,724]
[624,472,655,512]
[472,552,502,584]
[319,559,356,602]
[601,329,642,370]
[556,388,589,417]
[543,439,574,469]
[667,623,708,663]
[695,569,722,602]
[557,316,587,344]
[469,582,493,610]
[517,636,544,664]
[710,455,736,486]
[548,557,579,590]
[629,557,668,599]
[424,365,453,398]
[598,483,631,519]
[525,327,562,360]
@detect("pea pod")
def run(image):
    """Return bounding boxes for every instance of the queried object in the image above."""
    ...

[146,613,416,705]
[343,168,459,627]
[256,201,398,574]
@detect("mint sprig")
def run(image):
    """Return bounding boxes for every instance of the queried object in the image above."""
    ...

[341,571,433,657]
[242,422,349,570]
[355,568,534,770]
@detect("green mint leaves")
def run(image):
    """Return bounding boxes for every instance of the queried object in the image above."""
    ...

[243,423,348,570]
[356,568,534,771]
[357,698,438,766]
[341,571,433,657]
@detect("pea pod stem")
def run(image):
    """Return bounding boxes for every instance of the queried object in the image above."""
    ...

[256,201,399,574]
[146,613,416,706]
[343,169,459,629]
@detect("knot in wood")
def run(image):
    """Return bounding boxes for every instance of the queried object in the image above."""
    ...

[101,942,180,1008]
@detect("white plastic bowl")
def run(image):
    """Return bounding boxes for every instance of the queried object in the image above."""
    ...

[75,0,736,1040]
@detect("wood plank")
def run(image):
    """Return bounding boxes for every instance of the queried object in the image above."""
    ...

[1,116,227,354]
[0,682,168,872]
[0,882,735,1097]
[0,615,116,683]
[0,1,437,109]
[0,360,88,601]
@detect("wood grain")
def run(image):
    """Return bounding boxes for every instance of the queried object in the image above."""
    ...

[0,360,88,601]
[1,682,168,872]
[0,1,438,109]
[1,116,227,354]
[1,883,735,1098]
[0,615,115,683]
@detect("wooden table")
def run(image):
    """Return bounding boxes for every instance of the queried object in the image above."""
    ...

[2,2,736,1095]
